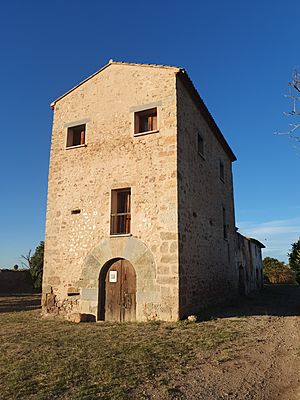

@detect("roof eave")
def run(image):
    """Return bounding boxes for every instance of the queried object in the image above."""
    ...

[250,238,266,249]
[239,233,266,249]
[176,70,237,162]
[50,61,112,109]
[50,60,181,110]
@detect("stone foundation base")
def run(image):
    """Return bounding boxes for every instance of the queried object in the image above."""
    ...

[42,289,79,317]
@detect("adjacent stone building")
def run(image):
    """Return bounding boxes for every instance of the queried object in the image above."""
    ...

[235,233,265,295]
[43,60,263,322]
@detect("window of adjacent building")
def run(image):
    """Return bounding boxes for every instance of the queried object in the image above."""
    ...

[134,108,157,134]
[222,207,228,240]
[220,161,225,182]
[66,124,86,148]
[197,132,204,157]
[110,189,131,235]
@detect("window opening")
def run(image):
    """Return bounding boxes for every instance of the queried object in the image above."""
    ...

[220,161,225,182]
[198,132,204,157]
[110,189,131,235]
[67,124,86,148]
[222,207,228,240]
[134,108,157,134]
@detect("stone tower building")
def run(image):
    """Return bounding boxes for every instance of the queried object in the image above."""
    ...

[43,60,240,322]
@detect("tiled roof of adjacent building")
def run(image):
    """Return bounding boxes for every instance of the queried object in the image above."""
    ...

[249,238,266,248]
[51,60,237,162]
[237,232,266,249]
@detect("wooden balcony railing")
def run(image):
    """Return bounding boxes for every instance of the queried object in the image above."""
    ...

[110,213,131,235]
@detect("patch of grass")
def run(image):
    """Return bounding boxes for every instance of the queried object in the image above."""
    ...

[0,296,250,400]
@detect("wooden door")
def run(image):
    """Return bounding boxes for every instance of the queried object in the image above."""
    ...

[105,260,136,322]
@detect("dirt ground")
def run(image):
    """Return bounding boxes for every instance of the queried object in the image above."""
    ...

[0,285,299,400]
[135,285,300,400]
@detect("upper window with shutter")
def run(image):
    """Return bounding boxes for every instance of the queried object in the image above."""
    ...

[66,124,86,148]
[134,108,157,135]
[110,188,131,235]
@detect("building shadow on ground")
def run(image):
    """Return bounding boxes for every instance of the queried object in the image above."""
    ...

[0,293,41,313]
[199,284,300,321]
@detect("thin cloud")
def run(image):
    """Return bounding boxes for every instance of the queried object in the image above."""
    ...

[237,217,300,262]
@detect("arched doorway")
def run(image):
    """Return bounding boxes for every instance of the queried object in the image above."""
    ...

[99,259,136,322]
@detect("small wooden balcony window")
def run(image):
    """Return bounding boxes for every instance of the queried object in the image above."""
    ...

[134,108,157,134]
[66,124,86,148]
[110,189,131,235]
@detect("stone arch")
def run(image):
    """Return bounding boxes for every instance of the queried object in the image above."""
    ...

[79,236,158,319]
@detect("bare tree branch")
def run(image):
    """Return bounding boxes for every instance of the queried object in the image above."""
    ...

[20,250,32,269]
[274,69,300,144]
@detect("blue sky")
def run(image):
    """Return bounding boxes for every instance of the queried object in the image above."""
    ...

[0,0,299,267]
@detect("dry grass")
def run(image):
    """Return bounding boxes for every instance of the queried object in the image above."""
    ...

[0,295,250,400]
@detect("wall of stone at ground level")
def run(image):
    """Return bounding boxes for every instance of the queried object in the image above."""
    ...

[43,64,180,321]
[42,236,179,321]
[0,270,33,293]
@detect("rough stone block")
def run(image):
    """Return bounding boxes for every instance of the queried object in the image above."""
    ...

[81,288,97,301]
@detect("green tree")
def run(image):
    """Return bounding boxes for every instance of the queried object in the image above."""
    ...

[21,241,44,290]
[263,257,295,284]
[288,238,300,284]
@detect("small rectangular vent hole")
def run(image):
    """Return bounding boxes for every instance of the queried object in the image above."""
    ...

[71,209,81,215]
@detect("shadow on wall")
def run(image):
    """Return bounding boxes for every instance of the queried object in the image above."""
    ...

[0,294,41,313]
[199,284,300,321]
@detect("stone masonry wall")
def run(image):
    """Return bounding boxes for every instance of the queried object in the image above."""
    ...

[43,63,180,321]
[250,242,263,290]
[0,269,33,293]
[176,76,238,317]
[235,234,264,295]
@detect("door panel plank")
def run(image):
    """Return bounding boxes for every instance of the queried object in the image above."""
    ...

[105,260,122,322]
[121,260,136,322]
